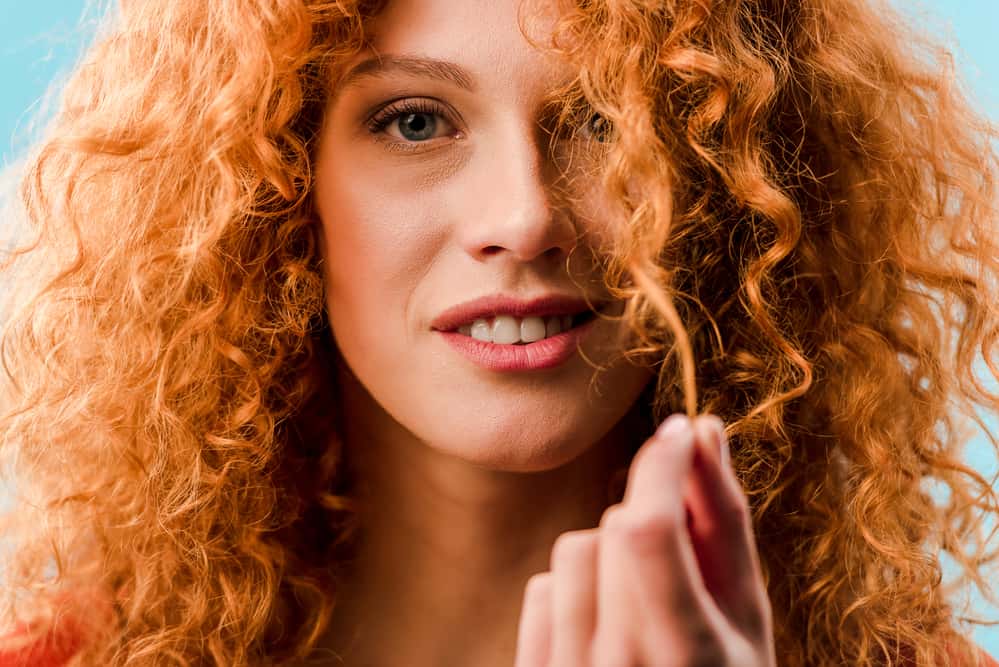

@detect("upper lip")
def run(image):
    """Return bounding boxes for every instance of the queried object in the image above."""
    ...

[431,293,608,332]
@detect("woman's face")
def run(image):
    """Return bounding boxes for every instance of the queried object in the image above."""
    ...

[313,0,654,472]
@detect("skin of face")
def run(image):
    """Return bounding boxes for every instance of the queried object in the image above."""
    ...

[312,0,654,476]
[307,2,665,663]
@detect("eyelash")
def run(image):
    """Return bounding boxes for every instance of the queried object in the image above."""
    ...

[364,97,612,154]
[366,98,456,153]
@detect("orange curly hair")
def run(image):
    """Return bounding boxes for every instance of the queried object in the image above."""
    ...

[0,0,996,664]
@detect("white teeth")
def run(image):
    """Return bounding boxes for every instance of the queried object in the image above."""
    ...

[491,315,521,345]
[470,319,491,342]
[520,316,546,343]
[458,313,580,344]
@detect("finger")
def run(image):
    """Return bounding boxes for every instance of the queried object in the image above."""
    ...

[622,413,697,508]
[549,530,598,667]
[594,501,710,662]
[514,573,553,667]
[594,416,711,653]
[686,415,769,637]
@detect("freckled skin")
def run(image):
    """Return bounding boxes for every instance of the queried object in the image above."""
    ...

[309,0,655,664]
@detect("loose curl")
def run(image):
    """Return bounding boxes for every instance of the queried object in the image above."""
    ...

[0,0,996,665]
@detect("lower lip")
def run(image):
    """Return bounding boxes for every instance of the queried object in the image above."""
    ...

[435,318,599,372]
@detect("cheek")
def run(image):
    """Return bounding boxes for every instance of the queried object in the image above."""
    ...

[310,144,655,468]
[315,175,444,333]
[574,184,624,253]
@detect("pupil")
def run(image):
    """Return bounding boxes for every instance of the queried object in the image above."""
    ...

[399,113,436,141]
[589,113,610,142]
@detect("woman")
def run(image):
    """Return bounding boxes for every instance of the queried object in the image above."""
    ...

[0,0,996,664]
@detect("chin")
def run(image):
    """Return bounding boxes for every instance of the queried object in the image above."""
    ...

[407,404,616,473]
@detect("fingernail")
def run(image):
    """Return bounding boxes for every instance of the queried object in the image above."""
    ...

[655,414,690,441]
[694,415,730,468]
[711,417,731,467]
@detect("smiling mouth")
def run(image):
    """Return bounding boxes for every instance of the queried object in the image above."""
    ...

[453,310,599,345]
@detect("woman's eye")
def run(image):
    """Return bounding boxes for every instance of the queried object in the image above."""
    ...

[367,99,456,147]
[582,111,613,143]
[395,113,440,141]
[365,98,608,150]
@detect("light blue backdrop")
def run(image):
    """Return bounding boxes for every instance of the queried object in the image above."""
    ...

[1,0,997,656]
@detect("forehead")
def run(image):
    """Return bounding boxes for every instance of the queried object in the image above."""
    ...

[365,0,554,46]
[342,0,574,92]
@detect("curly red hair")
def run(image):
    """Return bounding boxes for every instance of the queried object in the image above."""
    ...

[0,0,996,664]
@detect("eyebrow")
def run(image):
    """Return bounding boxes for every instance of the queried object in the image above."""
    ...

[334,54,478,97]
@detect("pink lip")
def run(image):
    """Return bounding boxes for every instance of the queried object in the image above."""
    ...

[435,317,599,372]
[430,293,606,332]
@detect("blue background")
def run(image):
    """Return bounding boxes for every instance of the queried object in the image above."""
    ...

[1,0,997,656]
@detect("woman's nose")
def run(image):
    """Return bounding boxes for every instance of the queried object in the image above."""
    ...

[456,120,577,265]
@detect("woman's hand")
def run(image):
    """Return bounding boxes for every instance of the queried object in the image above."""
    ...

[513,414,777,667]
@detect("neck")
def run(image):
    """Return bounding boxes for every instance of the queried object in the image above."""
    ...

[316,362,648,667]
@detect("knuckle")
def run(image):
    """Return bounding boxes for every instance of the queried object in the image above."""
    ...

[604,507,682,550]
[551,530,597,569]
[599,502,626,529]
[588,636,635,667]
[524,572,551,598]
